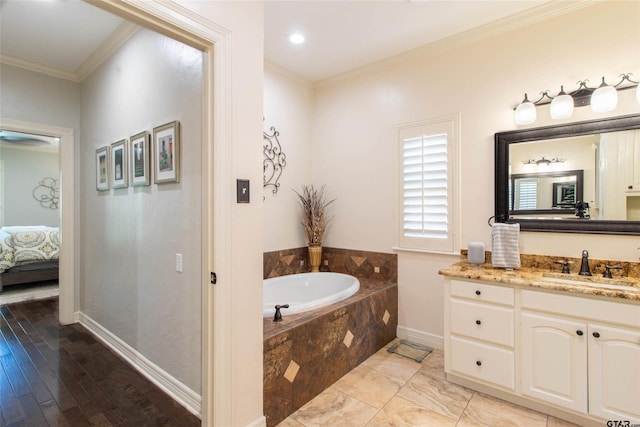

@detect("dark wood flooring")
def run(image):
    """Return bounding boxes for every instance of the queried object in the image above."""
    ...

[0,297,200,426]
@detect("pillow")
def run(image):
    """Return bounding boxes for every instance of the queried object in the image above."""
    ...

[0,230,15,272]
[12,230,60,264]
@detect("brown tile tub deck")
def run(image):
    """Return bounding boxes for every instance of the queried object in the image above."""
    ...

[263,278,398,427]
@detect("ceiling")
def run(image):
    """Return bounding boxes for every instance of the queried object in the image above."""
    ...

[0,0,574,84]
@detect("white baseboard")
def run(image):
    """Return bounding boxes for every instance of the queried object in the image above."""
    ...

[246,415,267,427]
[397,325,444,350]
[78,312,201,418]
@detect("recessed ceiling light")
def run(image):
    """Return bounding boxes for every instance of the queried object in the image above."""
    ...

[288,33,305,45]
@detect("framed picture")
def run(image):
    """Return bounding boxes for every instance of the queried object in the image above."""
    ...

[130,131,150,186]
[95,146,110,191]
[552,182,577,208]
[111,139,128,189]
[153,121,180,184]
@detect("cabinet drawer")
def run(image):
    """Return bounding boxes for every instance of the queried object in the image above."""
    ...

[450,299,514,347]
[450,336,515,390]
[521,289,640,329]
[450,280,514,306]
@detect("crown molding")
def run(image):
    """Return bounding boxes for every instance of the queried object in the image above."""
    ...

[317,0,600,88]
[0,21,141,82]
[76,21,141,81]
[0,54,79,82]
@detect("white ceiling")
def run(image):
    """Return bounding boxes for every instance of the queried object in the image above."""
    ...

[0,0,571,83]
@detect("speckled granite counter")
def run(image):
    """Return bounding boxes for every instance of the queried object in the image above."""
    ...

[439,261,640,302]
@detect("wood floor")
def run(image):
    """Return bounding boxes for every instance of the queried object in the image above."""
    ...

[0,297,200,426]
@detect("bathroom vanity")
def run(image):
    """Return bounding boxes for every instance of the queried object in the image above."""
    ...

[440,261,640,427]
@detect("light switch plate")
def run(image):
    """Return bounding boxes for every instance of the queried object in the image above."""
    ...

[237,179,250,203]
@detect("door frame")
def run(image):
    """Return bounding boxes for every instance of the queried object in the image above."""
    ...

[87,1,234,425]
[0,118,75,325]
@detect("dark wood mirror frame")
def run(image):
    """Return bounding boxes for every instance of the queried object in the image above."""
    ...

[495,114,640,235]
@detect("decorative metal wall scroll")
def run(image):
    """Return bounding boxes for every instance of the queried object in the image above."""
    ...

[32,177,59,209]
[263,125,286,195]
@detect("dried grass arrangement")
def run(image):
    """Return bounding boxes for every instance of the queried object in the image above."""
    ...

[294,184,336,247]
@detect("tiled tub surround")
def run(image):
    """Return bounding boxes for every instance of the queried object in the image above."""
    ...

[263,247,398,282]
[263,248,398,427]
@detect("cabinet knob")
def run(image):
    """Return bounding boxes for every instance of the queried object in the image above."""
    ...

[629,185,634,190]
[475,290,481,295]
[576,330,584,336]
[475,320,482,325]
[593,331,600,338]
[476,360,482,366]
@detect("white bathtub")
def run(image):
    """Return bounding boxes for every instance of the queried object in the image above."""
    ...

[263,272,360,318]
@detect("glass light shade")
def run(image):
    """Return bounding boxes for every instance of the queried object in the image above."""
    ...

[515,95,536,125]
[550,89,574,120]
[591,79,618,113]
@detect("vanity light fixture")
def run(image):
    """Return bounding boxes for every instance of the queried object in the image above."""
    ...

[523,156,565,166]
[514,73,639,125]
[549,86,574,119]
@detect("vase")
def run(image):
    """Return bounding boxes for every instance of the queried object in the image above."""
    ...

[308,245,322,272]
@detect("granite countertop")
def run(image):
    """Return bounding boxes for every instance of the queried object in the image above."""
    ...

[439,261,640,302]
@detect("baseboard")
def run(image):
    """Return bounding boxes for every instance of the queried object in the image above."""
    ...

[78,312,201,418]
[397,325,444,350]
[246,415,267,427]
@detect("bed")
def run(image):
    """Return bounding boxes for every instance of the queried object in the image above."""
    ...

[0,226,60,293]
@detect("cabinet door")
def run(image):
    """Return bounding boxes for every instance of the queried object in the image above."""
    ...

[521,312,587,413]
[588,324,640,423]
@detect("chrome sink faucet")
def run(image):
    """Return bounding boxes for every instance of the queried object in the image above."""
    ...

[579,250,592,276]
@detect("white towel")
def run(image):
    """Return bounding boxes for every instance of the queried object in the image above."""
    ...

[492,223,521,269]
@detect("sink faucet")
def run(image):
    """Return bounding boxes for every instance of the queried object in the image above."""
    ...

[579,250,592,276]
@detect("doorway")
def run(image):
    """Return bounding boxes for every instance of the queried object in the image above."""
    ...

[0,120,75,323]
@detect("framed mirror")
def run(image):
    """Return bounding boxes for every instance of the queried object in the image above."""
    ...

[495,114,640,235]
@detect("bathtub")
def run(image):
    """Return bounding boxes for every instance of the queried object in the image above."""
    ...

[263,272,360,318]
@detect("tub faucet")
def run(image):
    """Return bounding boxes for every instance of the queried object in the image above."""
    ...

[579,250,592,276]
[273,304,289,322]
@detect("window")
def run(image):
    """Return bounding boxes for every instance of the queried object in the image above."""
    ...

[514,178,538,210]
[396,115,459,253]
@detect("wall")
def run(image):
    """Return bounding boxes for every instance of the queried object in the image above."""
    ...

[80,29,202,393]
[263,63,315,251]
[0,63,81,304]
[0,146,59,226]
[309,1,640,346]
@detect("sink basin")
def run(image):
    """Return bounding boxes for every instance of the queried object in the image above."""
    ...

[541,274,637,291]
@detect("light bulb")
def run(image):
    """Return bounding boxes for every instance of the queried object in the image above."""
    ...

[591,77,618,113]
[550,86,574,119]
[515,94,536,125]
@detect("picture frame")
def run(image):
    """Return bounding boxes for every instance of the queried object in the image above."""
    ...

[153,121,180,184]
[552,182,577,208]
[95,146,110,191]
[130,131,150,186]
[110,139,128,189]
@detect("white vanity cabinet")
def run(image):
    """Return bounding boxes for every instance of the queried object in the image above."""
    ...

[445,280,515,390]
[444,278,640,426]
[588,323,640,422]
[520,311,588,413]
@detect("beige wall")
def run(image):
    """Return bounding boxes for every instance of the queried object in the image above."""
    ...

[308,1,640,345]
[263,63,315,251]
[81,28,203,392]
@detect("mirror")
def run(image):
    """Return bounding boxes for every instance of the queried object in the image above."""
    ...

[511,170,583,214]
[495,114,640,235]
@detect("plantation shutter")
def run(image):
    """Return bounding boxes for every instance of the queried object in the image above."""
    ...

[397,115,459,254]
[402,134,448,238]
[515,178,538,210]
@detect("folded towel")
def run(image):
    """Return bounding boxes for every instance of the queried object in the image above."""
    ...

[492,223,521,269]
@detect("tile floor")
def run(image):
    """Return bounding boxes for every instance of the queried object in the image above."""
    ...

[277,341,581,427]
